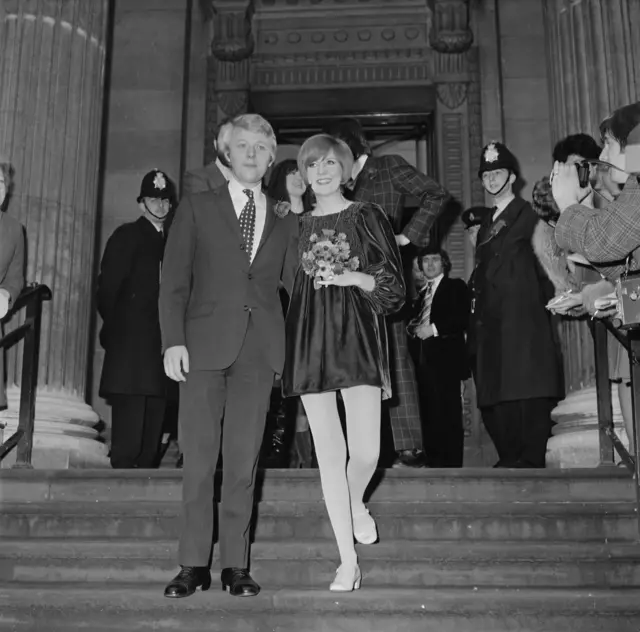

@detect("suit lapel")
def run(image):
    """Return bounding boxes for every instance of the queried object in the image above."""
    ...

[214,184,243,241]
[483,198,528,277]
[253,197,276,264]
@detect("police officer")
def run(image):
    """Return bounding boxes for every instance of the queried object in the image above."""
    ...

[97,169,177,468]
[471,143,563,468]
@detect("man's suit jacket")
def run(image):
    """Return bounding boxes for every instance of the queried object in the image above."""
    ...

[351,154,448,248]
[0,212,25,305]
[411,276,470,381]
[159,185,299,375]
[555,176,640,280]
[182,161,228,196]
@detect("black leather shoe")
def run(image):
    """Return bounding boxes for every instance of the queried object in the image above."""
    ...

[164,566,211,598]
[221,567,261,597]
[392,449,426,469]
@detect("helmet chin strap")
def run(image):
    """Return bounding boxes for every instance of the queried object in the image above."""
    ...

[483,172,511,198]
[143,200,168,221]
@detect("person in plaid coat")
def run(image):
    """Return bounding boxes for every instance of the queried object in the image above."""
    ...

[326,118,448,467]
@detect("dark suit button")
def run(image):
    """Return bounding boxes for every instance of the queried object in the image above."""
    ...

[248,273,253,280]
[244,305,249,311]
[240,244,245,251]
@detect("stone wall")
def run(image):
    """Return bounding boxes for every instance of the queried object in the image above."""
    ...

[91,0,191,425]
[474,0,552,199]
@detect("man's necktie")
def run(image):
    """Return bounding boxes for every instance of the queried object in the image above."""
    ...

[417,281,435,327]
[239,189,256,261]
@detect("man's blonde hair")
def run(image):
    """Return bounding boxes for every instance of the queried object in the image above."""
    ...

[221,113,277,158]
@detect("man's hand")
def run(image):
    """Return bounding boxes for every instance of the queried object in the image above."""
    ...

[551,161,591,212]
[395,234,410,247]
[164,345,190,382]
[581,279,615,315]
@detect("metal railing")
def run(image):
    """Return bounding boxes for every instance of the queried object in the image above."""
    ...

[592,319,640,532]
[0,284,51,468]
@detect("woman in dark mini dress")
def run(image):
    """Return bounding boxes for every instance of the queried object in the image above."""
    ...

[283,134,405,592]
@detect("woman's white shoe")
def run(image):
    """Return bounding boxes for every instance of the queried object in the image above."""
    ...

[329,564,362,592]
[353,509,378,545]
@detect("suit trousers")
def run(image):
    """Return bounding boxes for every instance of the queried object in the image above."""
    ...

[387,319,423,451]
[109,394,166,468]
[480,398,554,468]
[178,317,274,569]
[417,364,464,468]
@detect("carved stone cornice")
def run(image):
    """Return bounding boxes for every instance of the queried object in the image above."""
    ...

[251,48,434,89]
[210,0,255,62]
[429,0,473,54]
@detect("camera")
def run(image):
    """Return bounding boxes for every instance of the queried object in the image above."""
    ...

[575,161,591,188]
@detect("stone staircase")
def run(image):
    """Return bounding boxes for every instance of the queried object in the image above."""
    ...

[0,468,639,631]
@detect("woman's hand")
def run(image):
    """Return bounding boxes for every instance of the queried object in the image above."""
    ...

[317,270,375,291]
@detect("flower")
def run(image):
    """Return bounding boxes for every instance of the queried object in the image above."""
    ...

[274,200,291,218]
[489,218,507,239]
[484,143,499,163]
[153,171,166,190]
[302,230,360,282]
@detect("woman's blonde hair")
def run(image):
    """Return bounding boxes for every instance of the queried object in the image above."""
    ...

[297,134,354,185]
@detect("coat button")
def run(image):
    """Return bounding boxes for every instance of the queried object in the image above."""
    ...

[244,305,249,311]
[240,244,245,251]
[248,273,253,280]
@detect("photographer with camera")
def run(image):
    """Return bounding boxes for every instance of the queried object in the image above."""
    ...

[552,102,640,456]
[553,103,640,280]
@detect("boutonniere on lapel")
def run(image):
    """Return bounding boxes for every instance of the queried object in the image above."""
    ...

[273,200,291,218]
[362,164,378,180]
[477,217,508,248]
[488,218,507,240]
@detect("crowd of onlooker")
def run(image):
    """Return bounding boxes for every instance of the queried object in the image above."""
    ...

[2,101,639,472]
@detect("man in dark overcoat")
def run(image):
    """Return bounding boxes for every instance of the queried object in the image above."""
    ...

[97,169,176,469]
[159,114,299,599]
[471,142,563,468]
[327,118,449,468]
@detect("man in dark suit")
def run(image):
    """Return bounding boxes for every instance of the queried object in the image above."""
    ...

[326,118,448,468]
[97,169,176,469]
[471,142,563,468]
[160,113,299,599]
[408,248,470,468]
[182,119,233,195]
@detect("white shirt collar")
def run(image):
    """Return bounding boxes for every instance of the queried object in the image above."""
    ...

[228,176,263,198]
[423,273,444,293]
[352,154,369,181]
[492,194,515,220]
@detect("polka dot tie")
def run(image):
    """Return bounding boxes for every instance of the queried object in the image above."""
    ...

[239,189,256,261]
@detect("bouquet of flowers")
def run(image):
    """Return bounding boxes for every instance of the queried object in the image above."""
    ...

[301,229,360,289]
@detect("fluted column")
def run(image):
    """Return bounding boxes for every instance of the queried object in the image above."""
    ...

[203,0,253,161]
[542,0,640,467]
[0,0,110,468]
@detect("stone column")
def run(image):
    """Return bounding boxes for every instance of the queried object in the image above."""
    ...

[542,0,640,467]
[0,0,110,468]
[204,0,254,161]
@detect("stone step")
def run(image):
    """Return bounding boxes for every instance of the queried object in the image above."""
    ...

[1,500,637,541]
[0,584,638,631]
[2,539,640,588]
[0,467,635,504]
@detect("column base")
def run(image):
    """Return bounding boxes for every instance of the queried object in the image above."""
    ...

[0,387,110,469]
[546,386,629,468]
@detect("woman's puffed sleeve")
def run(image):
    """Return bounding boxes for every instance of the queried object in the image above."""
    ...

[355,203,406,315]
